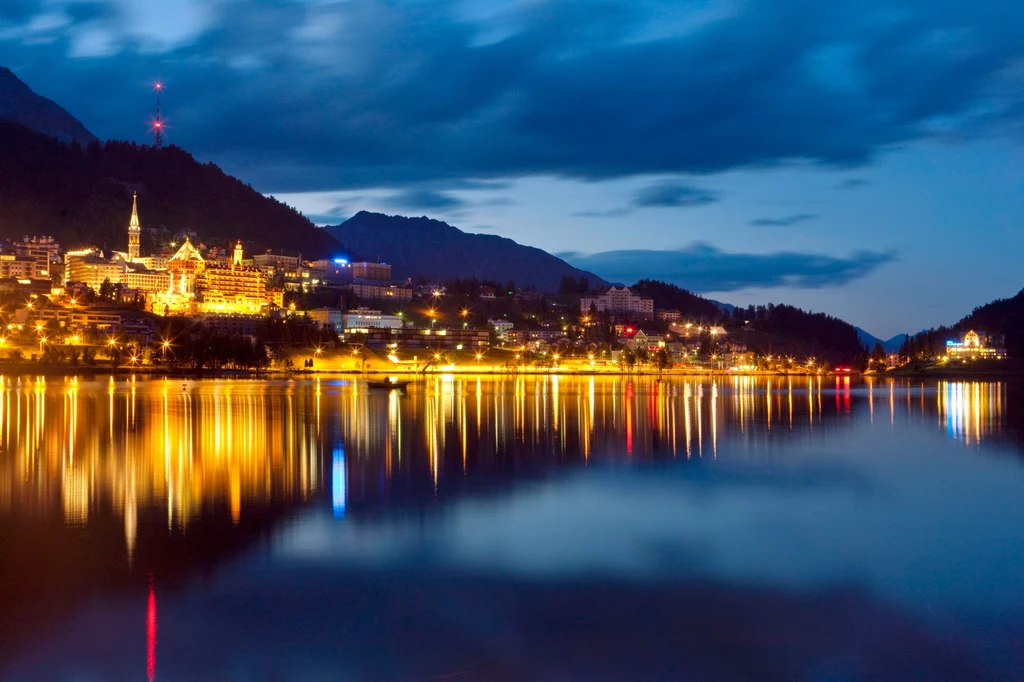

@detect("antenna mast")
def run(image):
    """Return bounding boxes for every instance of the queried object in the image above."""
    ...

[152,81,165,148]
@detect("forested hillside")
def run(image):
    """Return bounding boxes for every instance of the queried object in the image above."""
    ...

[0,120,341,256]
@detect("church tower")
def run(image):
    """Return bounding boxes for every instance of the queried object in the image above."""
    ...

[233,240,243,267]
[128,192,141,262]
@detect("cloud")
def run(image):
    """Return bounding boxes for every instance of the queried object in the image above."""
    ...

[1,1,1023,191]
[574,181,716,217]
[632,182,718,208]
[749,213,817,227]
[572,208,633,218]
[382,188,466,212]
[837,178,870,190]
[564,243,896,292]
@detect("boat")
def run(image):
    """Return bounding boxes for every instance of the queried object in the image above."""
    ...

[366,379,411,390]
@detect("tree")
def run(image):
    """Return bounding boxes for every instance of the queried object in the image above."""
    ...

[99,277,115,301]
[870,342,887,372]
[652,347,673,371]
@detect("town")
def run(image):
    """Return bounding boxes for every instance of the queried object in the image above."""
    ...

[0,195,1008,375]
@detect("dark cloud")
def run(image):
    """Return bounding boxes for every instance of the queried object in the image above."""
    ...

[564,243,896,292]
[574,181,716,217]
[750,213,817,227]
[1,1,1023,192]
[383,188,466,212]
[632,183,717,208]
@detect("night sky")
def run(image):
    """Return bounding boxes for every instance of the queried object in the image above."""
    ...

[2,0,1022,338]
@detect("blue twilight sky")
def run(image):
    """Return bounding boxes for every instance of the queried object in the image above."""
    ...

[2,0,1023,338]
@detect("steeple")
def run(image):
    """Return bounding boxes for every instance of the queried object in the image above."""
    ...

[127,191,141,262]
[233,240,243,267]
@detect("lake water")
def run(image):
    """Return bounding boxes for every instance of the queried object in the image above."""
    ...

[1,375,1023,681]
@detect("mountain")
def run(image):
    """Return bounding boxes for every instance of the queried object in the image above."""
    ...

[0,119,341,256]
[856,328,907,354]
[0,67,96,144]
[325,211,606,292]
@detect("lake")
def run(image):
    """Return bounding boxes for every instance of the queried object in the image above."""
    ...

[1,375,1023,681]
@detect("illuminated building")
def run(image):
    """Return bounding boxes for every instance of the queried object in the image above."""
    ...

[580,286,654,319]
[946,330,1007,359]
[253,252,301,271]
[65,249,127,290]
[194,241,268,315]
[351,262,391,280]
[489,319,514,339]
[345,280,413,302]
[266,287,284,308]
[308,307,343,331]
[341,307,403,332]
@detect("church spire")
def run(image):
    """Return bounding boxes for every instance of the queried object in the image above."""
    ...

[127,191,141,262]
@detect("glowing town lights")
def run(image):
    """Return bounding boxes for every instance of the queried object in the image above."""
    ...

[475,353,483,361]
[314,347,323,356]
[460,308,469,317]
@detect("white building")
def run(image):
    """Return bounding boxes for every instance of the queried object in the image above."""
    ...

[489,318,514,339]
[580,286,654,318]
[307,308,344,331]
[342,307,404,332]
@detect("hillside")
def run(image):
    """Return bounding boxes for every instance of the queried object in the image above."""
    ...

[735,303,867,366]
[0,67,96,144]
[630,279,722,319]
[901,288,1024,358]
[0,120,341,256]
[326,211,606,293]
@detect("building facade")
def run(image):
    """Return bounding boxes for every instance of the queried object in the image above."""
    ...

[351,262,391,281]
[946,330,1007,359]
[345,280,413,302]
[342,308,403,331]
[580,286,654,319]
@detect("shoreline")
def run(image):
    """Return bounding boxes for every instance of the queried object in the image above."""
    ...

[0,362,1020,381]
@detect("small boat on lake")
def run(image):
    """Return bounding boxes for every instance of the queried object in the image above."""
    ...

[366,379,411,390]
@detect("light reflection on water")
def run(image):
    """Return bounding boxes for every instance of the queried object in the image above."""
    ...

[0,376,1014,552]
[1,375,1023,681]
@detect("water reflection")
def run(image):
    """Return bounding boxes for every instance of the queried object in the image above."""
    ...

[0,377,322,560]
[0,376,1015,542]
[0,375,1022,681]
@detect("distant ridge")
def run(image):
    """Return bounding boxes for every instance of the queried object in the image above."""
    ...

[856,328,908,354]
[325,211,606,293]
[0,67,96,144]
